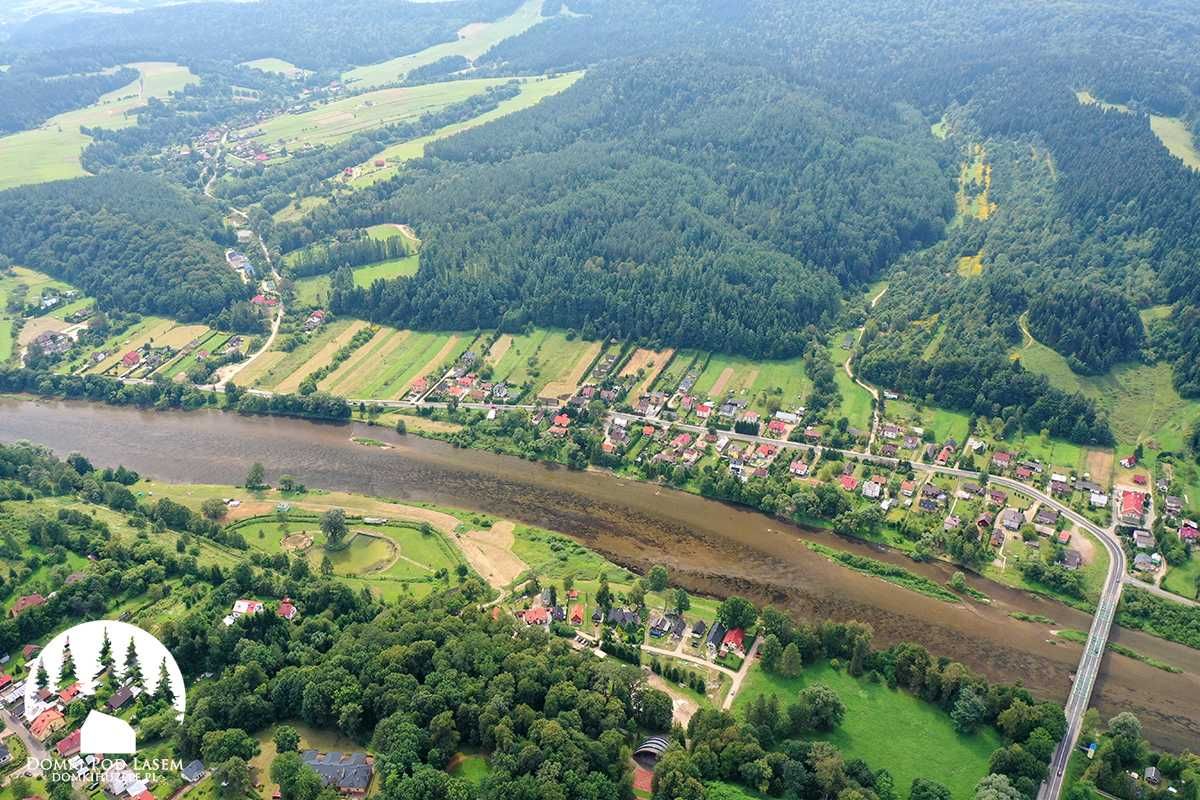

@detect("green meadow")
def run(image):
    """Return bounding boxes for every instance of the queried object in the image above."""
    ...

[829,334,874,431]
[732,663,1001,798]
[293,254,419,306]
[0,62,197,190]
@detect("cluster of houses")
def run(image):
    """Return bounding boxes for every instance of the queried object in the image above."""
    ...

[514,587,583,627]
[33,288,79,313]
[420,351,509,405]
[31,331,73,357]
[222,597,298,626]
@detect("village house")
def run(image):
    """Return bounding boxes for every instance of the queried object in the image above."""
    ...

[789,459,808,477]
[277,597,298,621]
[107,685,134,712]
[721,628,746,656]
[861,480,882,500]
[839,474,859,492]
[900,480,916,497]
[1001,508,1024,531]
[56,728,82,758]
[302,750,374,797]
[903,434,919,450]
[9,594,45,617]
[1132,530,1156,551]
[943,515,961,531]
[976,511,995,530]
[1180,520,1199,543]
[1089,491,1109,508]
[990,528,1005,548]
[223,598,264,626]
[705,622,727,654]
[1165,495,1183,517]
[1133,553,1157,572]
[1120,491,1147,526]
[987,489,1008,507]
[881,443,898,458]
[1034,507,1059,528]
[33,331,73,356]
[30,707,66,741]
[691,620,708,641]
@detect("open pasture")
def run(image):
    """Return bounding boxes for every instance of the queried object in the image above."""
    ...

[488,328,599,399]
[348,330,473,399]
[246,318,363,390]
[688,352,811,414]
[342,0,549,87]
[292,254,419,306]
[732,663,1001,799]
[240,78,509,152]
[0,62,197,190]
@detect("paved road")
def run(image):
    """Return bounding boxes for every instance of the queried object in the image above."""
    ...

[1125,575,1199,607]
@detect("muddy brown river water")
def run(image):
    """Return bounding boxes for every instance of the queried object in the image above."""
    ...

[1,397,1197,750]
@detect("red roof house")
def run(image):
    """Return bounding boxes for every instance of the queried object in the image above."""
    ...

[755,443,776,459]
[120,351,141,368]
[642,425,656,436]
[523,606,549,625]
[0,674,11,691]
[9,594,45,617]
[56,728,81,757]
[839,474,859,492]
[58,682,81,704]
[570,604,584,625]
[721,628,746,654]
[553,413,571,427]
[277,597,297,621]
[30,708,65,741]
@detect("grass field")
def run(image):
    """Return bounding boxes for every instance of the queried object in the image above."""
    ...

[342,0,549,87]
[1015,332,1200,451]
[956,252,984,277]
[240,58,312,79]
[1076,90,1200,171]
[159,330,231,379]
[687,352,811,414]
[955,143,995,222]
[883,400,972,445]
[732,663,1000,798]
[1162,556,1200,601]
[318,326,410,394]
[347,72,583,187]
[621,346,674,396]
[251,723,360,800]
[449,753,491,785]
[0,62,197,190]
[1149,115,1200,170]
[488,328,599,399]
[829,335,874,430]
[346,330,473,399]
[293,254,419,306]
[83,317,208,375]
[240,77,510,152]
[245,319,362,390]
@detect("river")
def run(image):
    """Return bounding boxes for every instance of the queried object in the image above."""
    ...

[1,396,1197,750]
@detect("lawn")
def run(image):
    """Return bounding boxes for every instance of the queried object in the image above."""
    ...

[252,722,362,799]
[342,0,549,87]
[449,752,491,785]
[240,58,312,79]
[732,662,1000,798]
[1162,555,1200,601]
[240,78,510,153]
[882,400,971,445]
[0,62,197,190]
[1015,333,1200,452]
[650,349,702,395]
[159,331,231,379]
[348,72,583,187]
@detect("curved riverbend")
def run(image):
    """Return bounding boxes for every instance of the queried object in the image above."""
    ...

[1,396,1196,749]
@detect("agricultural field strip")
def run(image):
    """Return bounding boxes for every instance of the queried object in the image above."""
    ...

[273,320,368,393]
[321,327,411,394]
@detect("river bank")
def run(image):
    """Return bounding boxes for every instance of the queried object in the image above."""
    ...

[1,395,1197,750]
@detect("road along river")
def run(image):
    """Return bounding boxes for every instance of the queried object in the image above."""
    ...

[1,396,1197,750]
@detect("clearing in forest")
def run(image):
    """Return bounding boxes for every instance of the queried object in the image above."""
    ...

[240,58,312,79]
[342,0,550,87]
[956,252,984,277]
[955,144,996,221]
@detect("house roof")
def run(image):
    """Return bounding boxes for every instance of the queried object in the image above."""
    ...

[839,474,859,491]
[10,595,45,615]
[56,728,81,757]
[1121,491,1145,515]
[722,628,745,650]
[107,686,133,710]
[30,708,64,739]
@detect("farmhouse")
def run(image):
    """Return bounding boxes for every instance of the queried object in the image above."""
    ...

[1034,507,1059,527]
[721,628,746,656]
[992,451,1013,469]
[120,351,141,368]
[1001,508,1024,531]
[277,597,298,621]
[789,459,809,477]
[839,474,859,492]
[9,594,45,617]
[1089,492,1109,508]
[1132,530,1156,550]
[1164,495,1183,516]
[1180,521,1199,543]
[223,598,264,625]
[1059,550,1083,571]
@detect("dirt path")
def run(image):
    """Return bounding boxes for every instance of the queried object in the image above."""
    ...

[645,671,700,728]
[541,340,602,399]
[454,520,528,589]
[390,223,421,250]
[708,367,735,397]
[275,321,368,393]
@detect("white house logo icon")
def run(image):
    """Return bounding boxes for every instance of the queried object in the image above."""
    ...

[24,620,185,757]
[81,710,137,754]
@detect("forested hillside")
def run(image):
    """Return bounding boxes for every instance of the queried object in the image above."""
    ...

[0,173,244,319]
[0,0,525,72]
[0,67,138,134]
[1027,285,1144,375]
[284,60,951,356]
